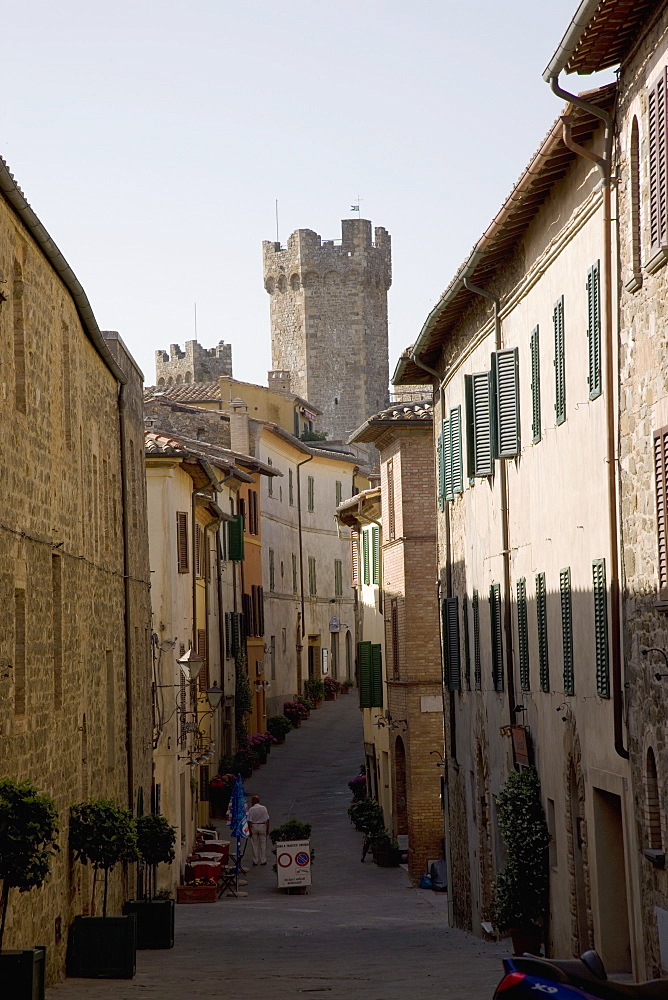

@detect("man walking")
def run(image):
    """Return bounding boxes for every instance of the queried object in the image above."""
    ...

[248,795,270,866]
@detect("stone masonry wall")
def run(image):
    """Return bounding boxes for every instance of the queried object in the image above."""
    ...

[155,339,233,385]
[0,196,152,986]
[615,6,668,977]
[263,219,391,443]
[144,398,232,449]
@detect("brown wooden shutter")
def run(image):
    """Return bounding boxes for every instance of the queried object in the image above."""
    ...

[176,512,189,572]
[648,68,668,250]
[351,530,359,586]
[655,427,668,596]
[197,628,208,688]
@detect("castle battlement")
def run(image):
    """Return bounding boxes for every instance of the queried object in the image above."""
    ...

[155,338,233,386]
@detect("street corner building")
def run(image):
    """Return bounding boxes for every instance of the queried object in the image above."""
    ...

[0,157,152,984]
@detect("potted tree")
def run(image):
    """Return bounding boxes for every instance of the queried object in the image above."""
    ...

[304,677,324,707]
[324,676,341,700]
[0,778,59,1000]
[123,814,176,949]
[491,766,550,956]
[68,800,138,978]
[370,829,402,867]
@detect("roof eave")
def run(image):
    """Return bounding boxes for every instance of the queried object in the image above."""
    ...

[542,0,603,81]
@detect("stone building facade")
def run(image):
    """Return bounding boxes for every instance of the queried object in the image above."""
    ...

[262,218,391,444]
[155,338,233,385]
[545,0,668,977]
[394,86,645,971]
[347,401,443,885]
[0,158,152,985]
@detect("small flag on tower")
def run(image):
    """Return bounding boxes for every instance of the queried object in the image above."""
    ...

[350,204,360,212]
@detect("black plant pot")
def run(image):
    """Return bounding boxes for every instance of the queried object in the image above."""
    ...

[0,946,46,1000]
[67,914,136,978]
[123,899,174,949]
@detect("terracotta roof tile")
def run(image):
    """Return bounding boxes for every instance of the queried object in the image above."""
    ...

[144,383,221,402]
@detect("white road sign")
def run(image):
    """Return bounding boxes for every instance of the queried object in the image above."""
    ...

[276,839,312,888]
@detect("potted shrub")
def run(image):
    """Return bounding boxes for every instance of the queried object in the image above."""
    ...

[348,775,367,802]
[491,766,550,956]
[68,799,138,979]
[296,696,314,717]
[267,715,293,744]
[123,814,176,949]
[283,701,307,727]
[208,773,235,818]
[370,830,402,867]
[0,778,59,1000]
[341,679,354,694]
[347,798,384,836]
[324,676,341,700]
[303,677,324,707]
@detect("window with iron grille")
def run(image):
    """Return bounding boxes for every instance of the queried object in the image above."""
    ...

[176,511,189,572]
[553,297,566,425]
[593,559,610,698]
[517,577,530,691]
[490,584,504,692]
[473,590,481,689]
[560,568,574,695]
[536,572,549,691]
[654,426,668,597]
[442,597,461,691]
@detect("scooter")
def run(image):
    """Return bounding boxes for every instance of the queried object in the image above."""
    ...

[494,949,668,999]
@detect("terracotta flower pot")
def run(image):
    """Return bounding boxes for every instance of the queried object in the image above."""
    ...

[176,884,217,904]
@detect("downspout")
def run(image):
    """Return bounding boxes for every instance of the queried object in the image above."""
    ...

[546,77,627,760]
[463,278,516,729]
[118,383,134,813]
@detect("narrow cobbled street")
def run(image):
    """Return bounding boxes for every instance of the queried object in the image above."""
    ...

[47,696,505,1000]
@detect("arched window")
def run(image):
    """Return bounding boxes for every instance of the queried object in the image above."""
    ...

[157,377,165,386]
[646,747,662,850]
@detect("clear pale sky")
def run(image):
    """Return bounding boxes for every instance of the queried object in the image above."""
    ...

[1,1,613,387]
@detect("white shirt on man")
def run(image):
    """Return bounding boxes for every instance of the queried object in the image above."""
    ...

[248,803,269,826]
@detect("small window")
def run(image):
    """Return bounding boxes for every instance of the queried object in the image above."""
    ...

[387,459,396,540]
[536,572,549,691]
[308,556,317,596]
[442,597,461,691]
[492,348,520,457]
[307,475,314,512]
[587,262,602,400]
[176,511,189,572]
[335,480,342,507]
[269,549,275,591]
[554,297,566,425]
[334,559,343,597]
[490,584,503,692]
[362,529,370,586]
[351,530,360,587]
[289,468,294,506]
[560,568,574,695]
[465,372,494,477]
[593,559,610,698]
[530,327,541,444]
[371,525,380,585]
[472,590,481,689]
[654,426,668,597]
[517,578,529,692]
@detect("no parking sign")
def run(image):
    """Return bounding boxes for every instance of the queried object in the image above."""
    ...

[276,839,312,888]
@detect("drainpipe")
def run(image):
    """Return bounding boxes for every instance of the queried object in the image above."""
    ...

[296,454,314,640]
[463,279,516,730]
[118,383,134,813]
[546,77,627,761]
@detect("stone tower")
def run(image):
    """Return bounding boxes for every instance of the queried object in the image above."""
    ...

[262,218,391,443]
[155,339,233,385]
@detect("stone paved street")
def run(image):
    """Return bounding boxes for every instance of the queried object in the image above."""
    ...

[47,695,506,1000]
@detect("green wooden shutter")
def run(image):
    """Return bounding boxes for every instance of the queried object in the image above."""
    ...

[593,559,610,698]
[464,375,475,481]
[490,584,504,691]
[517,577,530,692]
[437,428,444,511]
[450,405,463,494]
[492,348,520,458]
[536,572,549,691]
[358,641,372,707]
[269,549,275,591]
[442,597,461,691]
[362,529,370,585]
[587,261,602,400]
[335,558,343,597]
[473,590,481,689]
[289,468,294,506]
[463,595,471,690]
[228,513,245,561]
[560,567,574,695]
[372,525,380,584]
[336,480,342,506]
[471,371,494,476]
[554,297,566,425]
[530,326,541,444]
[307,475,315,512]
[443,417,452,501]
[371,643,383,707]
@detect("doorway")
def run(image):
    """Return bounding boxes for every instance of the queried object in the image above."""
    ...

[568,762,589,956]
[394,736,408,836]
[307,635,320,678]
[593,788,631,973]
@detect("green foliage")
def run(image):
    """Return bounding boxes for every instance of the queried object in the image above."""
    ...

[299,429,328,442]
[218,754,236,775]
[0,778,60,950]
[369,830,399,851]
[135,814,176,868]
[70,800,137,872]
[296,696,314,711]
[304,677,324,703]
[267,715,294,739]
[235,654,253,745]
[347,798,385,836]
[491,767,550,932]
[269,819,312,844]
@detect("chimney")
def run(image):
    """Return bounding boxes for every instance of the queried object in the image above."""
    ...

[230,397,250,455]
